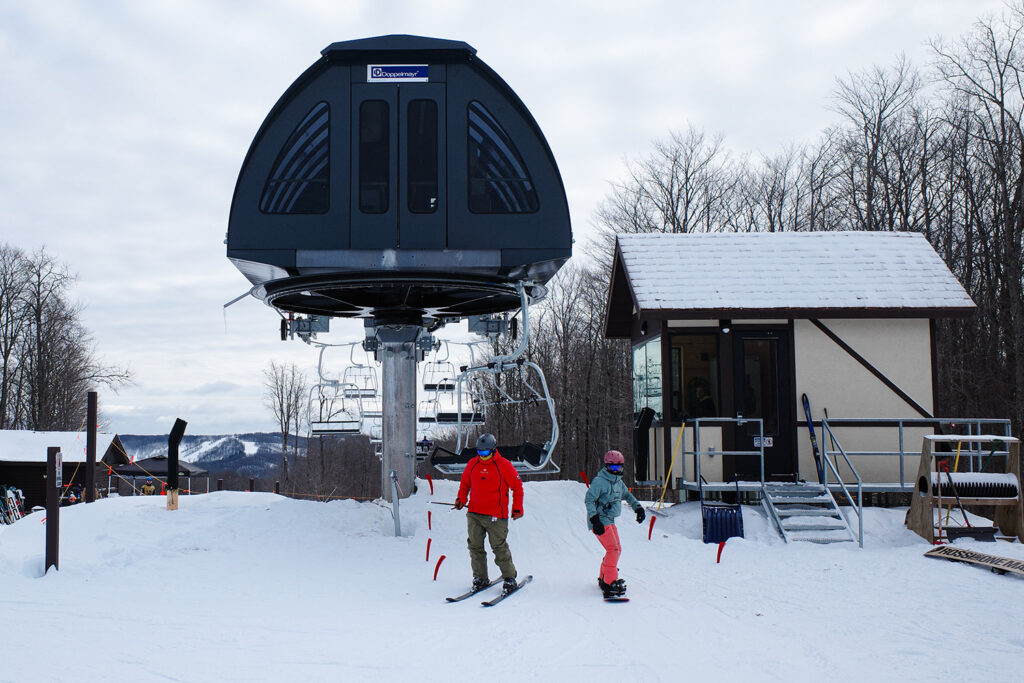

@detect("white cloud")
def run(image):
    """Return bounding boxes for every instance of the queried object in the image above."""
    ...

[1,0,1008,434]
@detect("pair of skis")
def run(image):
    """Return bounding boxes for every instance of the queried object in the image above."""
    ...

[445,575,533,606]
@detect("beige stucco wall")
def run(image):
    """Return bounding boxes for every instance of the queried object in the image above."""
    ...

[794,318,934,485]
[645,317,939,486]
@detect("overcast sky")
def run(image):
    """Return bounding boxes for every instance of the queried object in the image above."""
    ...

[0,0,1009,435]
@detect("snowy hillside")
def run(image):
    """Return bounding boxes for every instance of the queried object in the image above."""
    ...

[1,481,1023,681]
[118,433,292,475]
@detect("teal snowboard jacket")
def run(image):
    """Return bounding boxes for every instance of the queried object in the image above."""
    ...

[585,468,641,529]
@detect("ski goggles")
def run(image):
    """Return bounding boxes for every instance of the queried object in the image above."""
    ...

[477,449,493,457]
[607,464,623,473]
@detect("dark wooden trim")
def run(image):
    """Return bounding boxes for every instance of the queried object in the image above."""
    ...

[809,319,933,419]
[930,318,939,416]
[786,319,799,478]
[603,242,642,338]
[634,306,975,321]
[720,325,736,481]
[661,320,672,481]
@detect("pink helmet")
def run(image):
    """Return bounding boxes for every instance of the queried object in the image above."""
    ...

[604,450,625,465]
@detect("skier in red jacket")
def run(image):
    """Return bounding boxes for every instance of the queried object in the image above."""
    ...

[455,433,524,594]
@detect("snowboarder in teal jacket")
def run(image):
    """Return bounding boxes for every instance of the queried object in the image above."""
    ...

[585,450,645,597]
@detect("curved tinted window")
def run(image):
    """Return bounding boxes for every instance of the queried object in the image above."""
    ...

[260,102,329,214]
[467,101,538,213]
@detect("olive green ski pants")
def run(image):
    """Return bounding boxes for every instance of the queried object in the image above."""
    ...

[466,511,517,580]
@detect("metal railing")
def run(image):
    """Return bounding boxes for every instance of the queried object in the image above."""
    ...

[690,417,766,486]
[819,420,864,547]
[818,418,1012,490]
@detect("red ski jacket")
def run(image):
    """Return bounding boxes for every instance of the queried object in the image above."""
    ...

[456,451,524,519]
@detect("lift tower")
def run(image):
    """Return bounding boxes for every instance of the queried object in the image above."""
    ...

[226,35,572,500]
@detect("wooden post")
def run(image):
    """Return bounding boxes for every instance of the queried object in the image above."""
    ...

[275,481,280,494]
[45,447,61,572]
[249,478,255,492]
[217,479,223,491]
[86,391,97,503]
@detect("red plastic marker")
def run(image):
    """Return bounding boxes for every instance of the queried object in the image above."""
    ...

[426,474,434,495]
[433,555,446,580]
[648,515,656,540]
[579,471,590,487]
[428,510,432,530]
[426,538,432,562]
[716,541,726,563]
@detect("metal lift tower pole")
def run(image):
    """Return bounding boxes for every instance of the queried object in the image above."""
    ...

[375,326,422,502]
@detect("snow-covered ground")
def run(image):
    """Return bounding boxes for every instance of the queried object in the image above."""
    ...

[2,480,1023,682]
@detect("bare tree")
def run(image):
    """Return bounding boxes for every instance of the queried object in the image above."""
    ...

[263,360,308,482]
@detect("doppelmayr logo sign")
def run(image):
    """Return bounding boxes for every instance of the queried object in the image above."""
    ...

[367,64,429,82]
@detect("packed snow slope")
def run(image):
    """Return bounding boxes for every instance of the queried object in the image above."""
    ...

[2,480,1024,682]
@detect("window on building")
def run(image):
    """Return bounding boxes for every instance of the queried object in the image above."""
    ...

[260,101,329,214]
[467,101,538,213]
[407,99,438,214]
[632,337,662,420]
[359,100,389,213]
[670,334,719,422]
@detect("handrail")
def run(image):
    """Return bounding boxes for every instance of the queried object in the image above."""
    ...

[691,417,765,486]
[820,419,863,547]
[812,417,1012,489]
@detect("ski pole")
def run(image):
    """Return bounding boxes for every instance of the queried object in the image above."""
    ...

[430,501,459,508]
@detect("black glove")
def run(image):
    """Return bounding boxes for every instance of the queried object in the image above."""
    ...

[635,507,646,524]
[454,499,464,510]
[590,515,605,535]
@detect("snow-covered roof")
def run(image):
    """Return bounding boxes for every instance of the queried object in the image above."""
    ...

[0,430,126,464]
[606,231,975,336]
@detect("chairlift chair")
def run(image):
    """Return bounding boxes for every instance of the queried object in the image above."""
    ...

[341,345,379,399]
[307,383,362,436]
[431,283,560,475]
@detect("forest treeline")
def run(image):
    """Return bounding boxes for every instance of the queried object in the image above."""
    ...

[0,244,130,430]
[482,6,1024,480]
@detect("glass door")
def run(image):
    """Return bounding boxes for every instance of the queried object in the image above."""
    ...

[730,329,795,481]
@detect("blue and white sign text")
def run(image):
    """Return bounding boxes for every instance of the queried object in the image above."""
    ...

[368,64,429,83]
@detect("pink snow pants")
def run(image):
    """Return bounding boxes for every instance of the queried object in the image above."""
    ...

[596,524,621,583]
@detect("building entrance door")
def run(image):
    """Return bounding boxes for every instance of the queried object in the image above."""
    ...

[727,329,796,481]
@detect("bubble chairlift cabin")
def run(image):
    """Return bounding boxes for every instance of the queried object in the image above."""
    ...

[226,35,572,497]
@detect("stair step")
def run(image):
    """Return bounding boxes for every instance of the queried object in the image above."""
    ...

[781,519,848,531]
[767,495,833,504]
[764,484,825,493]
[776,508,841,517]
[785,529,855,543]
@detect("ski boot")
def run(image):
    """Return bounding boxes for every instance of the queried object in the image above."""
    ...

[473,576,490,591]
[502,577,518,594]
[598,578,624,598]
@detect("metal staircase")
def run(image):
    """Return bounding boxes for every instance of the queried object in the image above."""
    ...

[761,482,856,544]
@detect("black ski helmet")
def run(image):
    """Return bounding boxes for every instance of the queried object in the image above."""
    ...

[476,433,497,452]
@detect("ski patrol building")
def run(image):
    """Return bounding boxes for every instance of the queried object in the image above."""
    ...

[603,231,995,496]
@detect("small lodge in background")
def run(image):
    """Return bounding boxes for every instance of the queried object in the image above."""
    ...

[603,231,1006,499]
[0,430,130,508]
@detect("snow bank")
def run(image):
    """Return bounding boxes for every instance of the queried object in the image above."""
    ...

[1,480,1023,681]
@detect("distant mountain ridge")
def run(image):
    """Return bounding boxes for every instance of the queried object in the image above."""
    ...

[118,433,307,477]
